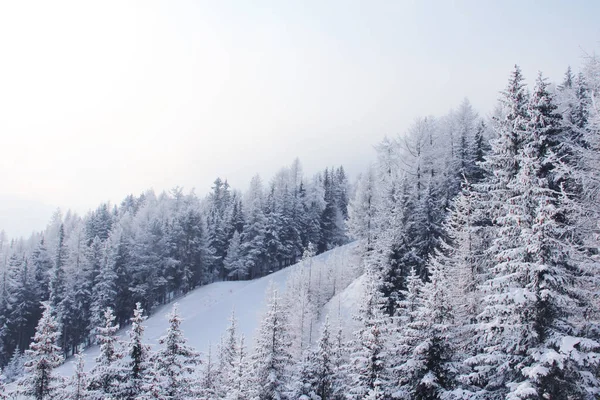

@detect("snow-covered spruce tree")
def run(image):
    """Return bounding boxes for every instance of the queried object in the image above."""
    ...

[347,167,377,253]
[369,138,415,316]
[390,267,423,379]
[17,302,64,400]
[3,348,25,383]
[394,255,454,399]
[290,352,317,400]
[224,231,246,280]
[478,65,530,223]
[284,257,317,359]
[225,335,249,400]
[68,351,90,400]
[240,175,269,279]
[200,344,219,398]
[310,316,336,400]
[217,309,239,397]
[89,234,118,343]
[346,271,390,399]
[461,72,600,399]
[145,303,201,400]
[0,369,6,400]
[87,307,124,399]
[120,302,151,400]
[251,284,293,400]
[437,180,482,327]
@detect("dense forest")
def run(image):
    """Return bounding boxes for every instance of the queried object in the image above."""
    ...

[2,53,600,400]
[0,162,349,371]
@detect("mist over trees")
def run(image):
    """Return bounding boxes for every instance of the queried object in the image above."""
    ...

[2,52,600,400]
[0,160,349,372]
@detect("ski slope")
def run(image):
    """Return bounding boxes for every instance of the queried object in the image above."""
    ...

[56,242,360,377]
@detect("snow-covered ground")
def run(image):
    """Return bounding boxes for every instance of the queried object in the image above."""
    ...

[56,242,360,377]
[318,272,366,339]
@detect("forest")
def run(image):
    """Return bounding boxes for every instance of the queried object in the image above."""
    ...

[0,163,349,374]
[1,53,600,400]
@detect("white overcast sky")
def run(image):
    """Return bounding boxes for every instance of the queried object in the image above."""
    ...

[0,0,598,238]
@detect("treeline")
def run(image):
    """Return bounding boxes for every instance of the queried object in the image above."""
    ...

[344,57,600,399]
[0,160,349,371]
[0,243,362,400]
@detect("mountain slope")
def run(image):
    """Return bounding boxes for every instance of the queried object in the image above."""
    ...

[55,242,360,377]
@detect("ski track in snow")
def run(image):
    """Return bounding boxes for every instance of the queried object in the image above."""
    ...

[55,242,360,377]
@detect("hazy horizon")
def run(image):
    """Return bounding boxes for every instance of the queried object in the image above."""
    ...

[1,0,599,238]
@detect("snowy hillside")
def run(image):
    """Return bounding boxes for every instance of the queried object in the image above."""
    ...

[56,242,360,377]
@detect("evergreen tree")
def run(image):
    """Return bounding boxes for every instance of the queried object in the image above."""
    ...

[68,351,90,400]
[17,302,64,400]
[251,284,293,400]
[120,302,150,400]
[241,175,268,279]
[346,271,390,399]
[225,335,249,400]
[147,304,201,400]
[31,239,53,304]
[347,168,377,251]
[0,368,6,400]
[395,258,454,400]
[88,307,124,398]
[219,309,239,392]
[461,71,600,399]
[224,231,246,280]
[311,317,336,400]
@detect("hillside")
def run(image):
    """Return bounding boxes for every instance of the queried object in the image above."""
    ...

[55,242,361,377]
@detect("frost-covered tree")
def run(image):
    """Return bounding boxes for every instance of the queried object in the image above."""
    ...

[251,284,293,400]
[395,257,454,400]
[146,304,201,400]
[89,234,118,342]
[225,335,249,400]
[311,317,336,400]
[241,175,268,279]
[461,72,600,399]
[217,309,239,397]
[68,351,90,400]
[0,369,6,400]
[346,272,390,399]
[88,307,124,398]
[120,303,151,400]
[17,302,64,400]
[347,167,377,251]
[224,231,246,280]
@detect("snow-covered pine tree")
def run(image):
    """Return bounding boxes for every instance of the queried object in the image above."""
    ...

[390,267,423,385]
[120,302,151,400]
[68,351,90,400]
[394,255,454,399]
[347,167,377,253]
[346,271,390,399]
[251,284,293,400]
[218,309,239,397]
[3,348,25,383]
[284,258,316,358]
[146,303,201,400]
[17,302,64,400]
[0,368,6,400]
[461,72,600,399]
[200,344,218,398]
[310,316,336,400]
[225,335,249,400]
[224,231,246,280]
[89,234,118,343]
[240,175,268,279]
[87,307,124,398]
[479,65,530,223]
